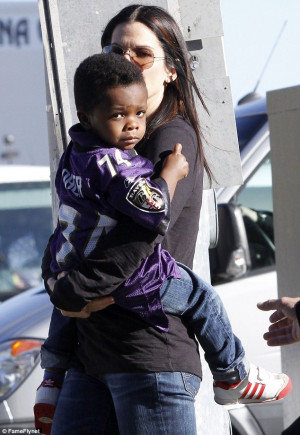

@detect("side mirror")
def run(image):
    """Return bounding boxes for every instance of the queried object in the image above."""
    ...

[209,203,251,284]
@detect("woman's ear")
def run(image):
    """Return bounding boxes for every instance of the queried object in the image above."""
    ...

[164,68,177,86]
[168,68,177,82]
[77,111,91,129]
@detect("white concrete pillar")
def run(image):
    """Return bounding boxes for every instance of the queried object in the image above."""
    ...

[267,85,300,429]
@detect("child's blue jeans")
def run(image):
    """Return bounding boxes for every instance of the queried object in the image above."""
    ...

[41,262,248,382]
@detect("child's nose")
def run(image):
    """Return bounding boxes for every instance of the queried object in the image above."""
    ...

[125,119,138,130]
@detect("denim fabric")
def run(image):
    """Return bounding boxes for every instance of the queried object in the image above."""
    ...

[51,368,200,435]
[160,263,248,382]
[41,307,77,369]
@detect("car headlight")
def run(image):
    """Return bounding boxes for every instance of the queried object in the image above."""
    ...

[0,339,43,400]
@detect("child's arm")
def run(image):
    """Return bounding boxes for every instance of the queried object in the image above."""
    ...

[44,219,161,311]
[99,144,188,236]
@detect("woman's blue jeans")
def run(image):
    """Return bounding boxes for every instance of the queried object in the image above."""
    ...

[51,368,200,435]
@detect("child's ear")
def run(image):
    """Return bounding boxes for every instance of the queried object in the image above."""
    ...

[77,111,91,129]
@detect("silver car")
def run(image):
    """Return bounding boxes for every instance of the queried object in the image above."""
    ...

[0,286,51,429]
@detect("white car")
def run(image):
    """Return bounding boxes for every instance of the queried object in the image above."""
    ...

[0,165,52,301]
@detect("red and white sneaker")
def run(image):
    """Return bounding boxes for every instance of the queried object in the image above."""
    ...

[214,364,292,405]
[34,377,61,435]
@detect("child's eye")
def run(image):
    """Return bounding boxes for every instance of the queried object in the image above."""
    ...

[137,111,146,118]
[111,113,124,119]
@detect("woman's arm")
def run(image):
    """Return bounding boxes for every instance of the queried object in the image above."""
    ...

[138,119,204,232]
[137,119,204,268]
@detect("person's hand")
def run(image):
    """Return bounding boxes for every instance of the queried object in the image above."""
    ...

[162,143,189,181]
[57,271,68,279]
[58,296,115,318]
[84,296,115,313]
[257,297,300,345]
[59,307,91,318]
[46,271,67,293]
[46,277,56,293]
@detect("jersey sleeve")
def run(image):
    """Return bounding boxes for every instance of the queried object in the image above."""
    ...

[93,148,170,236]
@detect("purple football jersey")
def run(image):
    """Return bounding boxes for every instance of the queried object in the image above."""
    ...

[50,124,181,330]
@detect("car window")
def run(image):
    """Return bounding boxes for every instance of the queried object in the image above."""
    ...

[236,113,268,151]
[0,181,52,300]
[236,157,275,270]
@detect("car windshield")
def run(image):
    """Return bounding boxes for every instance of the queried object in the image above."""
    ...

[0,181,52,300]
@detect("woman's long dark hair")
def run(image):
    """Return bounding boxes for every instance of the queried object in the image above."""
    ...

[101,4,212,181]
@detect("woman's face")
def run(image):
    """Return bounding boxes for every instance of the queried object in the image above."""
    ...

[111,22,174,116]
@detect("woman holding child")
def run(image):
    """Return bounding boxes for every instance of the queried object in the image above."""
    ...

[42,6,207,434]
[38,5,291,435]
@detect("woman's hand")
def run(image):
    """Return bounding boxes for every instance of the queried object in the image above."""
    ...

[58,296,115,318]
[59,307,91,318]
[85,296,115,313]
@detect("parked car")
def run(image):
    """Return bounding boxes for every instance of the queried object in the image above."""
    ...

[0,286,51,429]
[0,166,52,301]
[0,96,285,434]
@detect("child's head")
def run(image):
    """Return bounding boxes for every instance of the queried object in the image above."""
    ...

[74,53,148,150]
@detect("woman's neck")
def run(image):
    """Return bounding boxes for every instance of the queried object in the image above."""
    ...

[146,91,164,117]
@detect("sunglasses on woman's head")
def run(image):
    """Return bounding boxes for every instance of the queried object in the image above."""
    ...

[102,44,165,70]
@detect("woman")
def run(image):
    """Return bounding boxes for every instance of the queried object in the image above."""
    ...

[45,4,212,434]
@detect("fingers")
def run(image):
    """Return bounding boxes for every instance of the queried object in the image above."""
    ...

[57,271,68,279]
[47,277,57,293]
[269,310,286,323]
[257,300,286,323]
[263,326,295,346]
[262,317,298,345]
[85,296,115,312]
[59,309,91,318]
[258,298,297,321]
[173,143,182,155]
[257,299,281,312]
[268,317,292,331]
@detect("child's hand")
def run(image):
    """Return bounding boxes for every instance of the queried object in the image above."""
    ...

[57,271,68,279]
[160,143,189,200]
[162,143,189,181]
[46,277,57,293]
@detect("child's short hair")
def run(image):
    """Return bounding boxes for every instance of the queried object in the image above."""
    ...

[74,53,145,113]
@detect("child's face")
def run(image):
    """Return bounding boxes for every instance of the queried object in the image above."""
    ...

[87,83,147,150]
